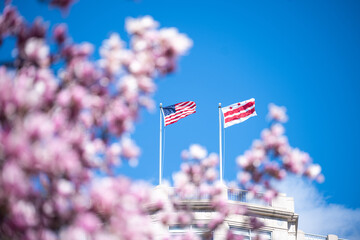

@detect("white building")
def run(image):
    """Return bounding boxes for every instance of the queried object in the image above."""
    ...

[152,185,344,240]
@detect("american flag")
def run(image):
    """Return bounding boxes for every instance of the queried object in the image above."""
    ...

[162,101,196,126]
[221,98,257,128]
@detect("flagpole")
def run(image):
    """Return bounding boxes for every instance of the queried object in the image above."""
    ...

[219,103,223,183]
[159,103,163,185]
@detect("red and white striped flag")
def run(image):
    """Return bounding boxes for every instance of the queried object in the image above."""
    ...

[162,101,196,126]
[221,98,257,128]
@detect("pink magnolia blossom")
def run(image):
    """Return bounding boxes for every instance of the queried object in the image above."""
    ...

[0,2,193,238]
[268,103,288,123]
[236,103,322,208]
[159,28,193,55]
[126,16,159,35]
[10,200,39,229]
[24,37,50,66]
[53,24,67,44]
[0,2,324,240]
[99,33,125,74]
[50,0,76,10]
[121,137,141,160]
[305,164,322,179]
[189,144,208,160]
[74,212,102,233]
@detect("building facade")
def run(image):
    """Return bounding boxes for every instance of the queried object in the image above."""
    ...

[152,185,343,240]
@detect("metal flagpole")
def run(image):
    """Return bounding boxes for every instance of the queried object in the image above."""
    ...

[218,103,223,183]
[159,103,163,185]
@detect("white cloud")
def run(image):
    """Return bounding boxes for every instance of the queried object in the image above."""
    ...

[275,176,360,240]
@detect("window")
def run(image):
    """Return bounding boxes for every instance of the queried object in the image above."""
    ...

[169,225,212,240]
[230,227,271,240]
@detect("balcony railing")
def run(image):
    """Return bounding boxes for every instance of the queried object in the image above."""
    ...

[227,189,271,206]
[228,189,247,202]
[304,233,327,240]
[305,233,347,240]
[171,187,271,207]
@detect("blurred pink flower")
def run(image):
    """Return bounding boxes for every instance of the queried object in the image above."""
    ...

[74,212,101,233]
[59,227,89,240]
[53,24,67,44]
[189,144,208,160]
[10,200,38,228]
[99,33,125,74]
[268,103,288,123]
[305,164,322,179]
[159,28,193,55]
[24,38,50,66]
[56,179,75,196]
[2,162,31,198]
[121,137,140,160]
[91,178,118,214]
[50,0,76,10]
[125,16,158,35]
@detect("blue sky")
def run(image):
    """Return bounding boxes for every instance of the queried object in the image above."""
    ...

[3,0,360,237]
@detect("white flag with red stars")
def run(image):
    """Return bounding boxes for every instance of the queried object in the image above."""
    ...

[221,98,257,128]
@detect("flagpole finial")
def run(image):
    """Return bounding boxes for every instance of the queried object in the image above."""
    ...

[160,103,162,108]
[218,103,221,108]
